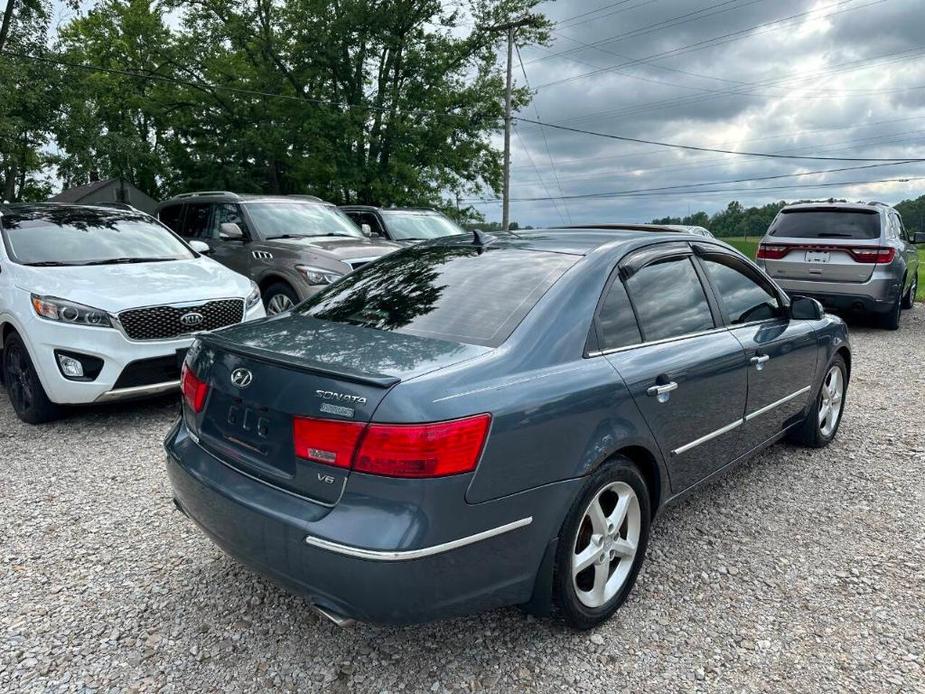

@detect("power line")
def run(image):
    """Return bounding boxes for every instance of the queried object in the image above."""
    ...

[534,0,885,91]
[471,160,918,203]
[555,0,663,30]
[512,117,925,162]
[468,175,925,204]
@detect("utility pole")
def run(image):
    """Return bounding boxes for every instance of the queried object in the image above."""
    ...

[480,15,542,232]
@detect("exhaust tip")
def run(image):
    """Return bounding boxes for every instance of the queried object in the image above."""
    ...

[312,603,355,628]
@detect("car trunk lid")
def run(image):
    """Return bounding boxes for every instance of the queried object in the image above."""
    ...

[191,316,487,505]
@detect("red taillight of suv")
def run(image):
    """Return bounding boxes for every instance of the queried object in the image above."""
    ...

[180,362,209,413]
[293,414,492,478]
[756,244,789,260]
[845,246,895,264]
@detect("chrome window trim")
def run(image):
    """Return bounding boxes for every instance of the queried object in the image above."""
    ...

[672,419,742,456]
[303,517,534,561]
[587,326,728,358]
[744,385,812,422]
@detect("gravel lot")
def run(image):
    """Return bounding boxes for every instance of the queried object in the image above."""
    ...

[2,307,924,693]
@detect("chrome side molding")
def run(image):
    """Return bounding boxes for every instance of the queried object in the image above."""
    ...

[304,517,533,562]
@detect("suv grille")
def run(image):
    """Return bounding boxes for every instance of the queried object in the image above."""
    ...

[118,300,244,341]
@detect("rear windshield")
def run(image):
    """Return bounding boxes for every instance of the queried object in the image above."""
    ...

[296,245,577,347]
[769,209,881,240]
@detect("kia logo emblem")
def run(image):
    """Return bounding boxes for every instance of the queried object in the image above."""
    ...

[180,312,204,327]
[230,368,253,388]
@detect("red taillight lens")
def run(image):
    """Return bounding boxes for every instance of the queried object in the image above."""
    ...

[293,417,365,468]
[292,413,492,478]
[180,362,209,413]
[355,415,491,478]
[847,246,895,264]
[756,244,789,260]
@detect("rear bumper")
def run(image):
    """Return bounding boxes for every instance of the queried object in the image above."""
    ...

[774,276,900,313]
[164,420,579,624]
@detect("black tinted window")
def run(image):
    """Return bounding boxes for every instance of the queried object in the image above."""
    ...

[702,257,780,324]
[185,203,213,238]
[625,257,714,341]
[159,204,185,234]
[213,203,247,239]
[297,245,577,347]
[597,277,642,350]
[769,209,880,239]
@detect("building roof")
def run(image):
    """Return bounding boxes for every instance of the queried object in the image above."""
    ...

[48,179,118,203]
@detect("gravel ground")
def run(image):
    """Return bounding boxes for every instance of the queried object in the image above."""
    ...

[2,307,924,693]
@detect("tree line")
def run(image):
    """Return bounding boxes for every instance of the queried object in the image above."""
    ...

[651,195,925,237]
[0,0,549,220]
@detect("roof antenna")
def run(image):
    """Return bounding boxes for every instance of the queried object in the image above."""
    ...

[472,229,497,247]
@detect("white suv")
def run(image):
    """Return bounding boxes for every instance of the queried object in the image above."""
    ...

[0,204,266,423]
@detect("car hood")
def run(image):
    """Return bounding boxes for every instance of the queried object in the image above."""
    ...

[15,258,252,313]
[267,236,401,260]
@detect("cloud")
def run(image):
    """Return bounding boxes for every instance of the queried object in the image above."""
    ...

[491,0,925,227]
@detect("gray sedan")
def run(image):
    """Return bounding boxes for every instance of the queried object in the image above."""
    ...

[165,227,850,629]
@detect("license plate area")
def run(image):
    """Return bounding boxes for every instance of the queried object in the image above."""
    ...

[805,250,830,263]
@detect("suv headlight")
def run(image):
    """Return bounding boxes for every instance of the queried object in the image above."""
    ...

[296,265,343,286]
[31,295,113,328]
[245,282,261,309]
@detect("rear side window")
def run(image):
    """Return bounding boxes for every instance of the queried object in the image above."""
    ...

[159,204,185,234]
[701,257,781,325]
[625,257,714,341]
[769,209,880,239]
[297,245,577,347]
[596,278,642,351]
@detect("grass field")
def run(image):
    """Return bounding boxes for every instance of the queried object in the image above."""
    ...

[722,236,925,302]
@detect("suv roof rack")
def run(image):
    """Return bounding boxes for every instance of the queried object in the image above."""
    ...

[286,194,325,202]
[173,191,241,199]
[866,201,891,207]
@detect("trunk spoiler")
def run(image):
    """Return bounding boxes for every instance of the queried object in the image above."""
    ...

[200,333,401,388]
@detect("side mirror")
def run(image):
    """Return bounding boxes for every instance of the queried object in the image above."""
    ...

[219,222,244,241]
[360,223,372,237]
[790,296,824,320]
[913,231,925,244]
[189,240,211,255]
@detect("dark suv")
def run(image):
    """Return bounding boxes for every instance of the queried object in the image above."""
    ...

[156,193,401,314]
[339,206,466,244]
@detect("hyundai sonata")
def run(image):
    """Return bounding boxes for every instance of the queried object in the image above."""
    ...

[165,227,850,628]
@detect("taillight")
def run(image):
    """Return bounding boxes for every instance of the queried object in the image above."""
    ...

[847,246,895,264]
[292,413,492,478]
[293,417,365,468]
[180,362,209,413]
[355,415,491,478]
[756,244,789,260]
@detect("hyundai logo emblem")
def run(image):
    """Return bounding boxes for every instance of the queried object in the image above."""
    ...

[230,368,253,388]
[180,311,205,327]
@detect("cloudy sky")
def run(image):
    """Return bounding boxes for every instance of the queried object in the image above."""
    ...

[476,0,925,227]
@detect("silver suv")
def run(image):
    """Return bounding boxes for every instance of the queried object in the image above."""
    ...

[156,192,401,314]
[756,201,922,329]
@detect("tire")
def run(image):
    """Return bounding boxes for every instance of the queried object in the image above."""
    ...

[263,282,299,315]
[879,291,902,330]
[901,275,917,310]
[2,333,61,424]
[553,456,651,630]
[787,354,848,448]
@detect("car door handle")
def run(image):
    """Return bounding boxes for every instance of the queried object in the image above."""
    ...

[750,354,770,371]
[646,381,678,403]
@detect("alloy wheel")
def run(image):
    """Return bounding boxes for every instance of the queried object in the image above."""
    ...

[267,293,294,315]
[572,481,641,608]
[818,365,844,438]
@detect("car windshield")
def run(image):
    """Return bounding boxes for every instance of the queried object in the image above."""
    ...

[246,202,363,239]
[0,207,195,266]
[380,211,465,240]
[769,209,881,239]
[296,244,577,347]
